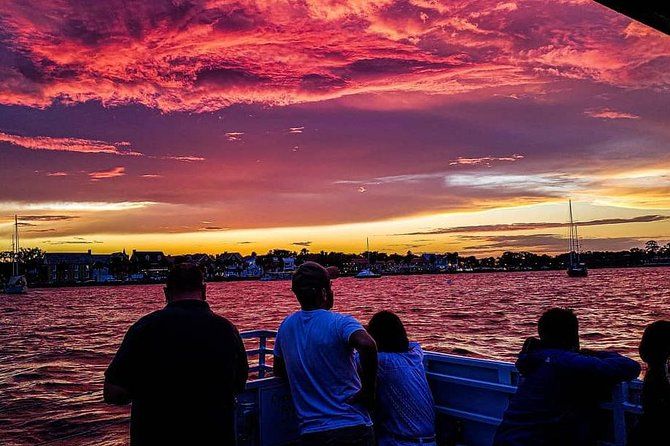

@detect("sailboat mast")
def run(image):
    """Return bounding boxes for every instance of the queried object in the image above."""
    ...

[13,214,19,276]
[366,237,370,266]
[568,200,574,265]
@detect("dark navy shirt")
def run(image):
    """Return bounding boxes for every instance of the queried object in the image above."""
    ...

[494,348,640,446]
[105,299,248,446]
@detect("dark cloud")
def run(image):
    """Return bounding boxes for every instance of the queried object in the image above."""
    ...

[460,234,649,253]
[20,215,79,221]
[292,241,312,247]
[399,215,670,236]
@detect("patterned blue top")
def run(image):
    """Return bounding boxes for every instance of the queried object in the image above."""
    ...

[374,342,436,445]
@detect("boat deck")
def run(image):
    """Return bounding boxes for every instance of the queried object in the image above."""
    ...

[237,330,643,446]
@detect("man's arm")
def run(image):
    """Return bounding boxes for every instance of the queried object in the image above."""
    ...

[234,329,250,394]
[104,323,139,405]
[273,354,287,379]
[561,350,641,382]
[104,379,131,405]
[348,329,378,409]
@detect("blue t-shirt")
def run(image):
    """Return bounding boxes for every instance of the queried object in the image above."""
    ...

[371,342,436,446]
[274,309,372,434]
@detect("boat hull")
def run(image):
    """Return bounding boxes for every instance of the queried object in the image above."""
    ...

[567,267,588,277]
[4,275,28,294]
[3,285,27,294]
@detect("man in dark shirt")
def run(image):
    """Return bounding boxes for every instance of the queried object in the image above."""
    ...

[493,308,640,446]
[104,263,249,445]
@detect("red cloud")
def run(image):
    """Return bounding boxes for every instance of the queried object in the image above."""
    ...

[88,166,126,180]
[0,0,667,112]
[0,131,142,155]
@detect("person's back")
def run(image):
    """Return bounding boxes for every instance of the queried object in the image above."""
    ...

[629,321,670,446]
[104,263,249,445]
[277,309,371,430]
[366,311,435,446]
[494,308,640,446]
[274,262,377,446]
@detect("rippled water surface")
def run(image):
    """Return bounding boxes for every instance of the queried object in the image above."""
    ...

[1,268,668,445]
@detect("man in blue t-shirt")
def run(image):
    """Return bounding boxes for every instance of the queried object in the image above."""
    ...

[274,261,378,446]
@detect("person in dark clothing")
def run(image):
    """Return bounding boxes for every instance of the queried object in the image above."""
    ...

[493,308,640,446]
[104,263,249,446]
[629,320,670,446]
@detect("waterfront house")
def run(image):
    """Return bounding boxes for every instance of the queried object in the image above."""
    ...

[44,250,94,284]
[216,252,245,278]
[129,250,169,281]
[282,256,296,272]
[241,253,263,278]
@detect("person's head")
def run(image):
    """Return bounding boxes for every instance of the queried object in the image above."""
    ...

[538,307,579,350]
[639,321,670,367]
[164,262,205,303]
[292,261,332,310]
[367,311,409,353]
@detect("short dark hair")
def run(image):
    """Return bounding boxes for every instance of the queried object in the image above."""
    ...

[165,262,204,294]
[538,308,579,350]
[640,321,670,365]
[367,311,409,353]
[292,262,330,307]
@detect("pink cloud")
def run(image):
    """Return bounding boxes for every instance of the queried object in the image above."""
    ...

[584,108,640,119]
[0,131,142,156]
[88,166,126,180]
[449,154,524,166]
[225,132,244,141]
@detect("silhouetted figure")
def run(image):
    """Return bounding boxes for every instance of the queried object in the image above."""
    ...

[104,263,249,445]
[273,261,378,446]
[493,308,640,446]
[629,320,670,446]
[365,311,436,446]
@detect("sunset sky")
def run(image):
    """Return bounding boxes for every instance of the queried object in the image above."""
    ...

[1,0,669,255]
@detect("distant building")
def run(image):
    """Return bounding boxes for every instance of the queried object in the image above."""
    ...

[282,256,296,272]
[242,254,263,278]
[44,250,94,283]
[130,250,169,280]
[216,252,245,278]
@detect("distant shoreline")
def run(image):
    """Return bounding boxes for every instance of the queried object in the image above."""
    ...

[15,264,670,290]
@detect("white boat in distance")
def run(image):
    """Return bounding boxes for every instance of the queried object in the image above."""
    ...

[4,215,28,294]
[355,238,381,279]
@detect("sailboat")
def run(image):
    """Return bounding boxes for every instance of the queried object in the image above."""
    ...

[4,215,28,294]
[566,201,588,277]
[355,238,381,279]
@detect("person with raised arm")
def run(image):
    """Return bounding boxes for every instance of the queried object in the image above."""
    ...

[274,261,377,446]
[104,262,248,445]
[493,307,640,446]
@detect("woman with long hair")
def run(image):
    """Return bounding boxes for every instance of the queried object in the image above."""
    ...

[365,311,436,446]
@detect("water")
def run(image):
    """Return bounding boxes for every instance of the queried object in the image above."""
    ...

[1,267,668,445]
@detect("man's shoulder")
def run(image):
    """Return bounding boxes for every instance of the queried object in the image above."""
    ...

[129,309,165,331]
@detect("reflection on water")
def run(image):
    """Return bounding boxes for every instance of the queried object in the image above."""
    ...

[1,267,668,445]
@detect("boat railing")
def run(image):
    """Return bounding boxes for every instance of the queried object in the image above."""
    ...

[241,329,276,379]
[237,330,643,446]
